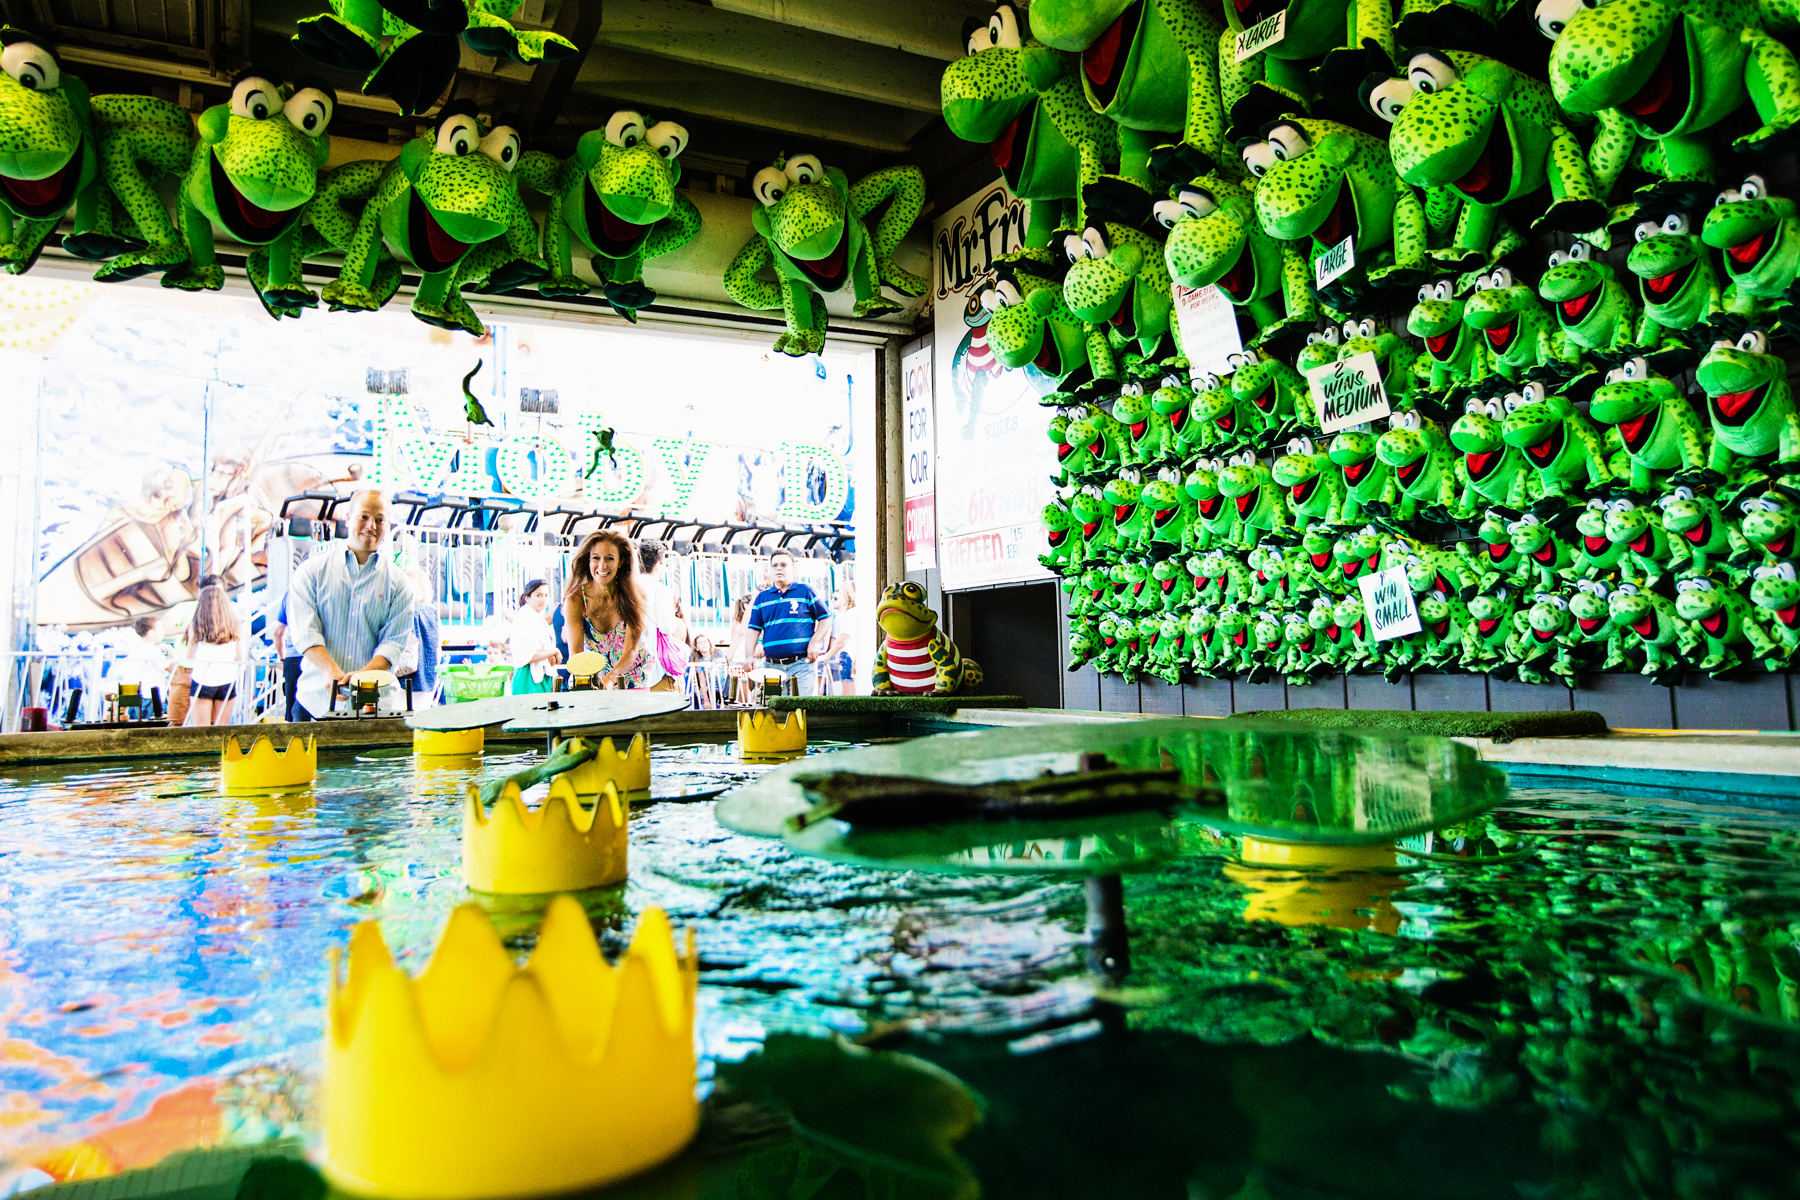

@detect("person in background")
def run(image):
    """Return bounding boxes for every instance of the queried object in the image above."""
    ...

[185,583,243,726]
[286,490,415,719]
[745,549,830,696]
[271,594,304,721]
[402,565,441,702]
[564,530,660,689]
[114,614,171,709]
[637,540,686,693]
[827,578,856,695]
[727,593,758,705]
[690,634,724,661]
[509,578,562,694]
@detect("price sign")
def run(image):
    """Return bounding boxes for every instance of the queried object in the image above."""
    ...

[1306,350,1390,434]
[1358,565,1422,642]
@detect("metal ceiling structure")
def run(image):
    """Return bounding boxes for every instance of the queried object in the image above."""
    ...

[1,0,1001,216]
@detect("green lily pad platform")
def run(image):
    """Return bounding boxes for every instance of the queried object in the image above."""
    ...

[1227,708,1608,743]
[718,718,1511,872]
[767,695,1026,714]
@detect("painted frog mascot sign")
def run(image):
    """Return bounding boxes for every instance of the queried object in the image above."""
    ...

[0,28,97,276]
[723,153,927,357]
[524,109,701,320]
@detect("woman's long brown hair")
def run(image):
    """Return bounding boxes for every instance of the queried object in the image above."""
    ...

[565,530,644,640]
[189,584,241,646]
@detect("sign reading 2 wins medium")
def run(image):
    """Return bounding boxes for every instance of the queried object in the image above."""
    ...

[1306,350,1391,435]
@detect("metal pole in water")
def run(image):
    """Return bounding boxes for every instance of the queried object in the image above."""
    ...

[1085,873,1129,983]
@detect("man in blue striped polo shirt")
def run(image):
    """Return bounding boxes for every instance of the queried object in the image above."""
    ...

[746,550,831,695]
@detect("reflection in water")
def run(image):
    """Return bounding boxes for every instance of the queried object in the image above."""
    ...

[1225,839,1406,934]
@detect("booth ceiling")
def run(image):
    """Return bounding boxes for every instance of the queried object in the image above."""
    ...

[2,0,1001,212]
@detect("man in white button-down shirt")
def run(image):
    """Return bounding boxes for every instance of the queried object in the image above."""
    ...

[285,490,415,719]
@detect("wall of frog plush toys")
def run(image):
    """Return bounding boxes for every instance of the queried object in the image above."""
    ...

[942,0,1800,691]
[0,23,928,348]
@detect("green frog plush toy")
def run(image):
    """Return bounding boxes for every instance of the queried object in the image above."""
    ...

[1536,0,1800,188]
[1451,392,1540,510]
[1272,432,1346,529]
[1736,486,1800,562]
[1227,350,1311,432]
[940,4,1121,246]
[1328,426,1401,523]
[1700,173,1800,320]
[1462,264,1577,382]
[1023,0,1228,180]
[1694,328,1800,473]
[1241,109,1429,293]
[1749,561,1800,664]
[161,73,335,302]
[724,154,927,357]
[521,110,701,320]
[1587,355,1708,490]
[313,104,538,335]
[1156,170,1317,346]
[1500,380,1614,497]
[1674,572,1779,675]
[82,95,198,281]
[1625,209,1723,349]
[1608,579,1692,682]
[1367,49,1607,266]
[1377,408,1465,517]
[1062,178,1177,357]
[293,0,576,116]
[0,29,98,275]
[1216,449,1290,546]
[1537,240,1641,355]
[1658,483,1748,575]
[1407,279,1483,392]
[983,251,1119,391]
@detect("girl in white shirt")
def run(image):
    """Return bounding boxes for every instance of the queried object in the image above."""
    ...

[509,579,563,694]
[185,585,243,726]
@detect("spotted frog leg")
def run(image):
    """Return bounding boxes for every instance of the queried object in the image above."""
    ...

[850,165,928,303]
[313,160,407,313]
[87,96,197,281]
[1735,25,1800,151]
[723,236,826,356]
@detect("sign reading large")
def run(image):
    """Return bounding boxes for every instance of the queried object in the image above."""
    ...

[932,180,1055,590]
[901,341,936,571]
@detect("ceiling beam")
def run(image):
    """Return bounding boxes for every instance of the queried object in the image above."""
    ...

[520,0,603,137]
[705,0,990,62]
[593,0,942,113]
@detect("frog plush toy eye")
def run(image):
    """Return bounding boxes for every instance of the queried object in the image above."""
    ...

[964,3,1023,54]
[751,166,787,206]
[1406,52,1459,94]
[1662,213,1690,236]
[1534,0,1593,40]
[646,121,688,160]
[784,154,823,186]
[436,112,481,156]
[1152,188,1216,229]
[478,124,521,171]
[1266,124,1310,162]
[231,76,281,120]
[283,87,333,136]
[1241,141,1277,178]
[1738,329,1770,353]
[604,110,647,148]
[0,38,59,90]
[1365,76,1414,123]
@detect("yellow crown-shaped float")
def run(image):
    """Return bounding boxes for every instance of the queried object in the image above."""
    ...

[463,777,628,894]
[220,734,316,792]
[324,897,698,1199]
[415,727,485,756]
[738,709,807,757]
[555,734,651,794]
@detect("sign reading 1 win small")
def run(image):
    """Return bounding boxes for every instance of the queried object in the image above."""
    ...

[1358,565,1422,642]
[1306,350,1391,434]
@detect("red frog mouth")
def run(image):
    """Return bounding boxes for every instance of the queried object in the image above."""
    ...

[1429,619,1450,637]
[1487,541,1512,560]
[1341,459,1373,486]
[1711,383,1767,427]
[1424,329,1457,361]
[1232,629,1247,647]
[1114,503,1136,523]
[1465,449,1500,480]
[1248,386,1277,413]
[1218,252,1256,303]
[1615,407,1658,453]
[1160,576,1177,593]
[1290,476,1319,504]
[1583,535,1610,554]
[1644,260,1694,299]
[1525,423,1566,466]
[1763,530,1795,557]
[1034,335,1061,375]
[1728,229,1773,273]
[1047,530,1067,547]
[1777,605,1799,627]
[1082,1,1141,106]
[1130,420,1148,439]
[0,139,82,218]
[1325,624,1340,639]
[1558,284,1602,327]
[1169,407,1189,431]
[1234,492,1256,517]
[1478,618,1500,634]
[1530,543,1555,562]
[1152,507,1178,527]
[1214,410,1236,434]
[1578,617,1603,633]
[1395,458,1423,488]
[1683,516,1711,544]
[1313,185,1354,248]
[1700,611,1726,635]
[1057,443,1075,461]
[1482,318,1519,353]
[1196,496,1221,519]
[1082,521,1100,537]
[1631,615,1656,638]
[1533,627,1557,642]
[1311,552,1331,569]
[1352,619,1365,638]
[1629,530,1652,554]
[1621,32,1690,135]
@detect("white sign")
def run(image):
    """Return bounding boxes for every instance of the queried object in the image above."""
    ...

[1307,350,1391,434]
[1314,235,1356,288]
[901,341,937,571]
[931,178,1054,591]
[1172,284,1244,377]
[1234,10,1286,61]
[1358,565,1422,642]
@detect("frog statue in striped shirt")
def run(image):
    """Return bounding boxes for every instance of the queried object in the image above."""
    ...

[872,582,985,696]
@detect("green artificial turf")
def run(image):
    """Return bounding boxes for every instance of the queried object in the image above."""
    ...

[1224,708,1609,742]
[767,695,1027,714]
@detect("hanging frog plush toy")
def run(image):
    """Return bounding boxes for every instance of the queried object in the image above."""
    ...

[1462,264,1578,382]
[724,154,927,357]
[940,4,1121,246]
[1451,390,1541,510]
[313,104,539,335]
[1239,101,1430,299]
[1535,0,1800,192]
[1586,355,1709,490]
[1625,208,1723,351]
[1408,279,1483,392]
[1500,380,1615,497]
[0,29,98,276]
[1366,49,1607,268]
[293,0,576,116]
[983,251,1118,393]
[1700,173,1800,321]
[1155,168,1318,346]
[1061,178,1177,358]
[521,110,701,321]
[1023,0,1228,180]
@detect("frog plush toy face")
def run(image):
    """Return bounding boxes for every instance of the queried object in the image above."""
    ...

[1370,48,1604,231]
[1538,239,1637,350]
[1296,325,1343,374]
[750,153,852,269]
[575,110,687,236]
[1695,327,1800,468]
[0,29,94,270]
[191,73,333,242]
[400,107,525,253]
[1062,183,1173,350]
[980,254,1086,378]
[1701,173,1800,307]
[1243,117,1392,252]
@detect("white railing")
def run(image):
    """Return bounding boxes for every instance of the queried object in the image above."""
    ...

[6,651,282,730]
